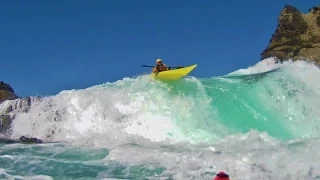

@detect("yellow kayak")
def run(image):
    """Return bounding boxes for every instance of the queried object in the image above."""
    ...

[151,64,197,80]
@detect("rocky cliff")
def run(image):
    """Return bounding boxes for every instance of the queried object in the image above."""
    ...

[0,81,19,135]
[0,81,19,103]
[261,5,320,64]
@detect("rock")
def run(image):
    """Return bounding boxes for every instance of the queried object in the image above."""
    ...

[0,81,19,103]
[0,81,20,134]
[0,114,14,135]
[0,96,43,135]
[261,5,320,64]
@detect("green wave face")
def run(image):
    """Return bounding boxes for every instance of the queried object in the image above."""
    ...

[1,60,320,179]
[141,64,320,142]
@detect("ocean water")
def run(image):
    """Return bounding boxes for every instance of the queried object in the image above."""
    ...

[1,57,320,180]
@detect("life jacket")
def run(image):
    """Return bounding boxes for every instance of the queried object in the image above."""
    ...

[156,64,167,72]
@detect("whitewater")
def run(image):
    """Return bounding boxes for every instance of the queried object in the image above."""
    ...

[1,57,320,180]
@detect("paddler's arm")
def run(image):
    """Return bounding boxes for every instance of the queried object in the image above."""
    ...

[152,67,159,74]
[152,67,157,73]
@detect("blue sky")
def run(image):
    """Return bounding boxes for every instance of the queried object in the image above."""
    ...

[1,0,319,97]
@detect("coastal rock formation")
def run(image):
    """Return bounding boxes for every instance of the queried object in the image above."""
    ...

[0,81,20,135]
[0,81,57,139]
[0,96,40,135]
[261,5,320,64]
[0,81,19,103]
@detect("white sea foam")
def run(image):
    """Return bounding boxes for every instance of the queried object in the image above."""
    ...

[1,58,320,179]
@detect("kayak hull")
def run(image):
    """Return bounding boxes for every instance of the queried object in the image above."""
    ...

[151,64,197,80]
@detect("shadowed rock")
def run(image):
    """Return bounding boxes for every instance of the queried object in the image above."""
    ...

[0,81,19,103]
[0,114,14,135]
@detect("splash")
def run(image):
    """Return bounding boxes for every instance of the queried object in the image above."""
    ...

[1,58,320,144]
[1,57,320,179]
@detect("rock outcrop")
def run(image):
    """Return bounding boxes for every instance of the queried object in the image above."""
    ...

[0,81,19,135]
[261,5,320,64]
[0,81,19,103]
[0,96,36,135]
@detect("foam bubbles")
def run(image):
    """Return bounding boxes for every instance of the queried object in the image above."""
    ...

[1,57,320,179]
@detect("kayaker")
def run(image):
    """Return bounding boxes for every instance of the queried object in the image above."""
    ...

[152,59,169,74]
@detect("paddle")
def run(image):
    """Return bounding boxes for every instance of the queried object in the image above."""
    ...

[141,65,184,69]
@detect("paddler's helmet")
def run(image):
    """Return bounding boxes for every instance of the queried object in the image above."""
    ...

[156,59,162,63]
